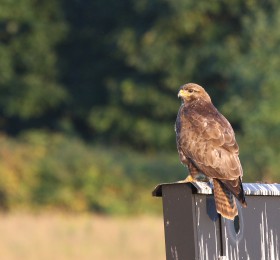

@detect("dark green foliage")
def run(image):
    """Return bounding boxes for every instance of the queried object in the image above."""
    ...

[0,0,280,213]
[0,0,67,123]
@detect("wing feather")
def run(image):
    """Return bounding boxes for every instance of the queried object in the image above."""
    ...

[177,105,242,180]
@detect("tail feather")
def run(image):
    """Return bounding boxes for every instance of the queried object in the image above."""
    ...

[213,179,238,220]
[222,177,247,207]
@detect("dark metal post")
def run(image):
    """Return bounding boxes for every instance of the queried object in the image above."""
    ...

[161,184,197,260]
[153,182,280,260]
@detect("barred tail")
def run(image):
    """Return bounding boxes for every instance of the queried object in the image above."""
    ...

[213,178,238,220]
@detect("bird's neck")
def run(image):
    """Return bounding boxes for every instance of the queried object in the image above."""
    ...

[184,98,212,109]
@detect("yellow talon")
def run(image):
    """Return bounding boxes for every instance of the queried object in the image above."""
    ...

[177,175,195,183]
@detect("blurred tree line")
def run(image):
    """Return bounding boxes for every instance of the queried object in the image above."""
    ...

[0,0,280,213]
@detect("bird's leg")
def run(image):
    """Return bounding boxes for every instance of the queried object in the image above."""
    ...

[178,159,203,183]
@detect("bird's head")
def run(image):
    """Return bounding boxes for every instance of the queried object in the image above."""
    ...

[178,83,211,103]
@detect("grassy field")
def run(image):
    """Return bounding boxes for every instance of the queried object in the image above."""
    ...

[0,213,165,260]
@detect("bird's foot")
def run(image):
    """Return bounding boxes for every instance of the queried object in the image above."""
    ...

[177,175,196,183]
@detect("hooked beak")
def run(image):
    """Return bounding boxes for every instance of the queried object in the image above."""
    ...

[178,89,189,99]
[178,89,183,98]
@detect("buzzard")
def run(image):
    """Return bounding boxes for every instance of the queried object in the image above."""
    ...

[175,83,247,220]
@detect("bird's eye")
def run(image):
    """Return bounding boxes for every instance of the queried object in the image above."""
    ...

[188,89,194,93]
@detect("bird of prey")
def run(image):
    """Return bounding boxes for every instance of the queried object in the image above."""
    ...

[175,83,247,220]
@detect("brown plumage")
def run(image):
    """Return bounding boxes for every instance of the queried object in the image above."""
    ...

[175,83,247,220]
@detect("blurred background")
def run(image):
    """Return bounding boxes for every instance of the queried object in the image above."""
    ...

[0,0,280,259]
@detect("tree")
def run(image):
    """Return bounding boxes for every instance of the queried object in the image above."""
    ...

[1,0,280,183]
[0,0,66,130]
[223,0,280,181]
[88,0,244,149]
